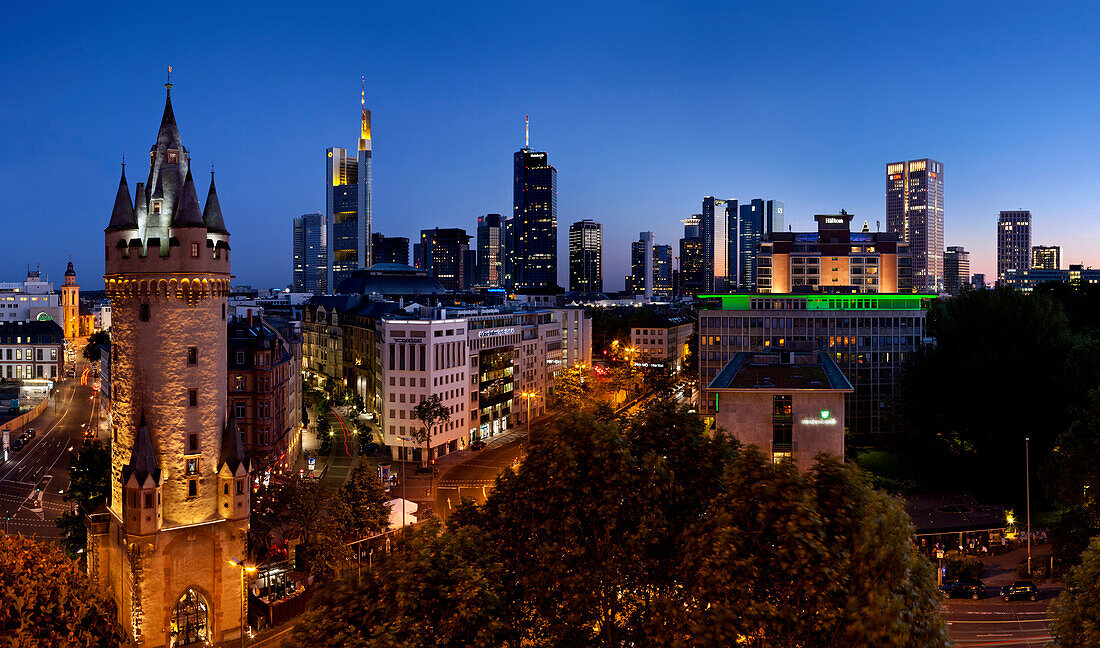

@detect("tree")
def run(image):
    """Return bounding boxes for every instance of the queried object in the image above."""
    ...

[56,440,111,558]
[82,331,110,362]
[411,394,450,466]
[0,532,126,646]
[1051,534,1100,647]
[550,363,591,411]
[333,459,389,541]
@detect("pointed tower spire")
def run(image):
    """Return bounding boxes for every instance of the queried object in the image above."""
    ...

[171,168,205,227]
[203,167,228,234]
[122,410,161,486]
[106,165,136,231]
[358,76,372,153]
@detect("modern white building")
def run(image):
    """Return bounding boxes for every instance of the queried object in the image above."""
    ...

[0,268,63,323]
[630,314,694,372]
[555,307,593,367]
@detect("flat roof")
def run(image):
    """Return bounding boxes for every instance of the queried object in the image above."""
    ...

[905,494,1008,536]
[699,294,933,311]
[708,351,853,392]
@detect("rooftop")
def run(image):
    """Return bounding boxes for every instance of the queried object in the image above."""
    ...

[708,351,853,391]
[700,294,933,311]
[905,494,1008,536]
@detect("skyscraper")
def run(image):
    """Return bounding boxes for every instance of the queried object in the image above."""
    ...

[568,219,602,293]
[943,246,970,295]
[997,210,1032,283]
[477,214,504,287]
[416,228,472,291]
[93,83,248,647]
[1032,245,1061,270]
[679,215,704,296]
[512,123,558,290]
[629,232,655,299]
[653,244,672,297]
[701,197,736,293]
[293,212,327,294]
[372,232,410,266]
[736,199,784,289]
[886,159,944,292]
[326,82,373,290]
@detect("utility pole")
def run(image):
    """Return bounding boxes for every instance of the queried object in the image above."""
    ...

[1025,436,1032,577]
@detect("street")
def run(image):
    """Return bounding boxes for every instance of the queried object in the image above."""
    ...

[944,596,1053,647]
[0,363,98,540]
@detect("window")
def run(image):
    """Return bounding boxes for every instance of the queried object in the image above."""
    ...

[151,200,162,215]
[236,351,245,365]
[187,347,198,365]
[188,433,199,454]
[185,457,200,476]
[191,242,200,258]
[140,303,150,322]
[187,479,198,498]
[235,376,246,391]
[144,493,154,509]
[188,389,197,407]
[167,150,179,164]
[236,480,244,495]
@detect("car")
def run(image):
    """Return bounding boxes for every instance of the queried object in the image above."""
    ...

[941,578,986,600]
[25,428,35,438]
[1001,580,1040,601]
[11,437,25,452]
[470,440,487,451]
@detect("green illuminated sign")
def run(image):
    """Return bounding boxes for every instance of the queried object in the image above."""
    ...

[699,294,931,311]
[820,409,830,420]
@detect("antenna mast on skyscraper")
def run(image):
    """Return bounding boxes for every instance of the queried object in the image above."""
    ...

[525,114,529,148]
[361,75,365,107]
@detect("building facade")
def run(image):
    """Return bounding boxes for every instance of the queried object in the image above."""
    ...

[477,214,504,288]
[943,246,970,295]
[709,351,851,470]
[886,159,944,292]
[757,212,912,293]
[511,147,558,290]
[701,197,735,293]
[628,232,655,299]
[1003,264,1100,292]
[997,210,1032,283]
[0,320,64,382]
[568,219,602,293]
[415,228,471,291]
[556,307,593,367]
[325,87,373,290]
[698,293,931,436]
[292,212,327,294]
[630,314,693,371]
[737,199,784,289]
[372,232,409,266]
[679,215,705,296]
[90,85,248,647]
[1032,245,1061,270]
[0,267,62,323]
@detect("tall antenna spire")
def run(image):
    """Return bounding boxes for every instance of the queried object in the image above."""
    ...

[121,152,125,170]
[361,75,365,107]
[166,65,173,91]
[525,114,529,148]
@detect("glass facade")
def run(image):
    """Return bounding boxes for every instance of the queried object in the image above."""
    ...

[886,159,943,292]
[477,214,504,287]
[477,348,514,439]
[512,149,558,290]
[568,219,602,292]
[292,212,326,294]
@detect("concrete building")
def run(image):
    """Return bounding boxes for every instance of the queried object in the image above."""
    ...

[415,228,472,291]
[699,293,931,437]
[757,212,913,293]
[1032,245,1061,270]
[997,210,1032,284]
[629,314,693,371]
[89,84,248,647]
[556,307,593,367]
[887,159,944,292]
[0,319,64,382]
[372,232,409,266]
[325,84,373,290]
[0,267,63,323]
[679,215,705,296]
[227,316,303,471]
[944,246,970,295]
[293,212,327,294]
[477,214,505,288]
[709,351,852,470]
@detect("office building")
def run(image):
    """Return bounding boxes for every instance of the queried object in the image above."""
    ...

[679,215,705,296]
[1032,245,1061,270]
[1004,264,1100,292]
[699,293,932,436]
[757,212,912,293]
[654,244,672,297]
[558,307,593,367]
[630,314,693,371]
[293,212,327,294]
[997,210,1032,283]
[886,159,944,292]
[0,319,64,382]
[737,199,784,289]
[702,197,736,292]
[972,273,986,290]
[943,246,970,295]
[511,136,558,290]
[325,85,373,290]
[415,228,472,291]
[372,233,409,266]
[628,232,655,299]
[92,84,247,647]
[709,351,852,470]
[0,267,63,323]
[568,219,603,293]
[477,214,505,287]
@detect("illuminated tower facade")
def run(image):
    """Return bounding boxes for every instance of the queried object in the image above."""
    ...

[886,159,944,292]
[62,260,80,338]
[89,83,250,647]
[326,80,373,290]
[511,118,558,290]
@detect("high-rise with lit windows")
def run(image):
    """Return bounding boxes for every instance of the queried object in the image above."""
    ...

[568,219,602,293]
[293,212,327,294]
[477,214,505,287]
[512,132,558,290]
[1032,245,1061,270]
[997,210,1031,283]
[886,159,944,292]
[701,197,736,292]
[943,246,970,295]
[325,83,373,290]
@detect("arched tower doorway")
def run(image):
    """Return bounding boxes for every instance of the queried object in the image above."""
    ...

[170,588,210,646]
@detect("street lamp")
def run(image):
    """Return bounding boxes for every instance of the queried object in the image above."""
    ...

[396,435,416,536]
[520,391,540,447]
[1025,436,1032,577]
[227,558,257,648]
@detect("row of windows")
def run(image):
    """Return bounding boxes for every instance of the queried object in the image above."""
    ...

[2,364,56,379]
[1,348,57,361]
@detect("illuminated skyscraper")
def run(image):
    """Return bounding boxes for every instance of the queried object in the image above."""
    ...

[736,199,784,289]
[944,246,970,295]
[293,212,327,294]
[568,219,602,293]
[702,197,736,293]
[511,120,558,290]
[1032,245,1061,270]
[679,215,704,296]
[372,232,409,266]
[477,214,504,287]
[886,159,944,292]
[997,210,1031,283]
[326,81,372,289]
[416,228,471,291]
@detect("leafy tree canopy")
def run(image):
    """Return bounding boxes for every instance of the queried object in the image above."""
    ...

[1051,534,1100,647]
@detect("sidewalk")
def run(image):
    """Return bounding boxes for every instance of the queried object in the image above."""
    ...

[978,542,1058,586]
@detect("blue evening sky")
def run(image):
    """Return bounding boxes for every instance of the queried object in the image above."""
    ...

[3,1,1099,290]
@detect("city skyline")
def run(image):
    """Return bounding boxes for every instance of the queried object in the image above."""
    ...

[4,2,1100,290]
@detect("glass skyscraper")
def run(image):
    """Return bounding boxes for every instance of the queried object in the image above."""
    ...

[568,219,602,293]
[997,210,1032,283]
[325,87,373,290]
[372,232,409,266]
[886,159,943,292]
[293,212,327,294]
[736,199,784,289]
[512,147,558,290]
[701,197,735,293]
[679,215,704,296]
[477,214,504,287]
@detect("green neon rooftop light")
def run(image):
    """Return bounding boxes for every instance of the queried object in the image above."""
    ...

[699,294,932,311]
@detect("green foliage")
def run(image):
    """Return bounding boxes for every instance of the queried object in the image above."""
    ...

[249,474,346,574]
[56,440,110,558]
[1051,535,1100,647]
[82,331,110,362]
[411,394,451,462]
[550,363,592,411]
[0,531,125,647]
[1051,506,1100,571]
[944,556,985,581]
[333,460,389,540]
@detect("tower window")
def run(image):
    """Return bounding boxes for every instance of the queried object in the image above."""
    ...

[139,303,150,322]
[151,201,162,215]
[185,457,200,476]
[187,347,198,365]
[188,433,198,453]
[167,150,179,164]
[144,493,153,509]
[187,479,198,498]
[191,242,200,258]
[188,389,197,407]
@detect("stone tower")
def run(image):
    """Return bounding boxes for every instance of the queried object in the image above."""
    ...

[88,82,249,647]
[62,260,79,338]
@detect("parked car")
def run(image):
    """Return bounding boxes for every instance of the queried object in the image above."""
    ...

[1001,580,1040,601]
[470,440,487,451]
[25,428,35,438]
[941,578,986,600]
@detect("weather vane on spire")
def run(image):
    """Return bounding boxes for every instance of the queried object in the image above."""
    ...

[166,65,173,90]
[525,114,530,148]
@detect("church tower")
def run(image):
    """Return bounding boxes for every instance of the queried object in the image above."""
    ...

[62,260,79,338]
[89,82,250,647]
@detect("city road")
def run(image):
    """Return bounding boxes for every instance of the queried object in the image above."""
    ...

[944,593,1055,647]
[0,362,99,540]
